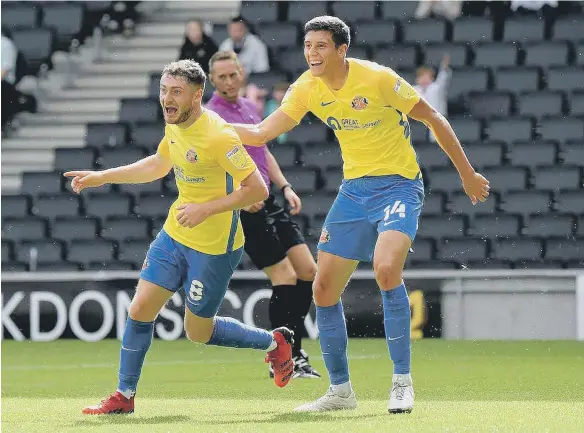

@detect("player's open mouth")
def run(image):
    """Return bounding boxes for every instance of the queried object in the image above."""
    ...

[165,107,178,115]
[309,61,323,67]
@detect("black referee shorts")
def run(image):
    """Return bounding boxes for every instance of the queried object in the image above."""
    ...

[240,194,306,270]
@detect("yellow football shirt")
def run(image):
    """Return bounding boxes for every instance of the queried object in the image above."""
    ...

[157,109,256,255]
[280,58,422,180]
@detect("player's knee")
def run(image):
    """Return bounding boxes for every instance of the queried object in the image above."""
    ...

[295,262,317,282]
[312,277,338,306]
[267,260,297,286]
[374,261,403,290]
[184,324,213,343]
[128,297,152,322]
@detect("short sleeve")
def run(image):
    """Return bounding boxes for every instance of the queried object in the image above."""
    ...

[378,67,421,115]
[279,81,310,124]
[156,136,171,159]
[213,126,257,182]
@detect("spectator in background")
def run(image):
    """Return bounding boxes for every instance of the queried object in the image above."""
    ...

[413,54,451,142]
[265,82,290,144]
[178,20,218,74]
[415,0,463,20]
[2,28,19,129]
[219,17,269,74]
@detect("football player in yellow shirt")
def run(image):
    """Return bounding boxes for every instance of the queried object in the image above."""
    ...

[65,60,294,415]
[231,16,490,414]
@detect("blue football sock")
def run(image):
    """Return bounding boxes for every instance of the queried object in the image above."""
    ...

[381,283,411,375]
[118,317,154,396]
[316,302,349,385]
[206,316,274,350]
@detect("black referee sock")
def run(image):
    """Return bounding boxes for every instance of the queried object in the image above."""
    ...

[269,284,296,330]
[291,279,315,354]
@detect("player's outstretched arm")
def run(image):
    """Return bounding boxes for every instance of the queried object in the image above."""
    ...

[266,150,302,215]
[408,98,490,204]
[232,109,298,147]
[64,154,173,194]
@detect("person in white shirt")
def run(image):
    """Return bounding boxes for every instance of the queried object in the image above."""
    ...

[413,54,451,142]
[219,17,270,74]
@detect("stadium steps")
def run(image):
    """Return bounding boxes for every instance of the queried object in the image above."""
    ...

[141,1,239,24]
[18,112,118,126]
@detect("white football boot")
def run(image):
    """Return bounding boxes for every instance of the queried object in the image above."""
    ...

[294,387,357,413]
[388,373,414,414]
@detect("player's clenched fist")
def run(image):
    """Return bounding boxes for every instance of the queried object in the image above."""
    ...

[461,171,490,205]
[64,171,106,194]
[176,203,212,228]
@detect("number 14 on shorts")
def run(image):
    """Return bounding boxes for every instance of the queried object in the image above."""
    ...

[384,200,406,225]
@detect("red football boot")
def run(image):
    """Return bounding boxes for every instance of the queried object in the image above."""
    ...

[265,327,294,388]
[82,391,134,415]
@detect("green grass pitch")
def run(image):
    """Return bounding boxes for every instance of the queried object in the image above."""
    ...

[2,339,583,432]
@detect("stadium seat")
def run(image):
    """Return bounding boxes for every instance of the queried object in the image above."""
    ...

[427,167,462,193]
[486,117,533,142]
[545,238,584,262]
[491,238,543,262]
[485,167,530,193]
[424,43,468,67]
[135,193,175,219]
[508,141,558,167]
[1,218,41,245]
[17,240,63,264]
[438,238,488,262]
[466,259,512,269]
[570,92,584,116]
[449,191,497,216]
[576,42,584,66]
[503,18,545,42]
[353,21,397,46]
[21,172,63,195]
[553,18,584,40]
[448,67,489,99]
[533,165,582,191]
[247,71,289,91]
[287,1,328,23]
[452,17,494,43]
[547,67,584,92]
[268,144,298,168]
[277,48,307,74]
[500,190,552,215]
[332,1,377,22]
[88,260,135,271]
[518,91,564,118]
[11,27,54,75]
[101,217,151,241]
[514,259,564,269]
[373,45,418,69]
[211,23,228,46]
[118,240,150,268]
[86,122,128,148]
[257,23,299,49]
[284,168,319,193]
[495,67,541,93]
[118,179,164,197]
[468,92,513,118]
[380,1,418,20]
[324,168,343,193]
[474,43,518,68]
[41,2,84,51]
[409,237,435,261]
[402,20,447,44]
[523,214,575,238]
[2,240,14,263]
[68,240,116,266]
[449,117,483,142]
[422,191,445,214]
[119,98,160,124]
[539,118,584,142]
[148,73,161,99]
[555,189,584,214]
[418,215,467,239]
[300,193,336,219]
[130,122,165,149]
[301,143,343,170]
[463,141,504,168]
[52,217,98,242]
[35,262,81,272]
[99,148,146,169]
[467,214,521,238]
[409,259,458,269]
[286,123,329,145]
[578,217,584,237]
[524,42,570,68]
[2,262,27,272]
[347,45,370,60]
[2,195,30,218]
[410,120,428,142]
[1,3,39,30]
[54,147,98,172]
[34,194,80,219]
[240,1,279,24]
[561,141,584,165]
[84,193,132,219]
[415,142,450,168]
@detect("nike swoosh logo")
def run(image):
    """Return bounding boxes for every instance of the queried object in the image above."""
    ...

[321,101,334,107]
[387,335,404,341]
[384,220,399,226]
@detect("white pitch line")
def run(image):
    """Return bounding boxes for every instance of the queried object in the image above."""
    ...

[2,354,382,372]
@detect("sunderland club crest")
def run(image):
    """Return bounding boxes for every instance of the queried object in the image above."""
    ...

[351,95,369,110]
[186,148,198,163]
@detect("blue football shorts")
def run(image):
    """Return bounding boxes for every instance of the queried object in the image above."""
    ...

[140,229,243,318]
[318,174,425,262]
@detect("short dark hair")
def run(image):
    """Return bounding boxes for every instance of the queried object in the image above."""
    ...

[162,59,206,89]
[304,16,351,48]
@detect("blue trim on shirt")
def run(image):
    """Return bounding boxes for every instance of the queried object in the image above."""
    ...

[225,173,238,253]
